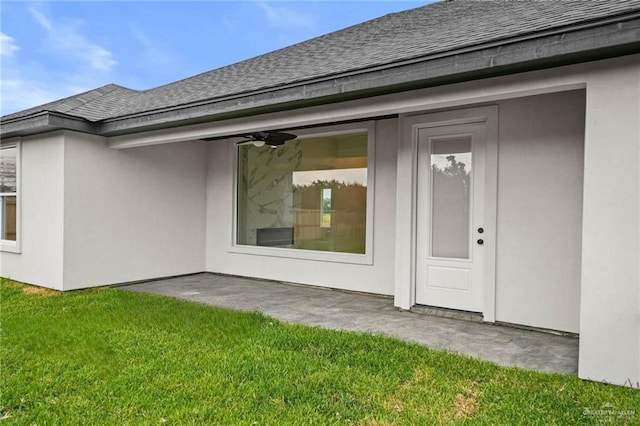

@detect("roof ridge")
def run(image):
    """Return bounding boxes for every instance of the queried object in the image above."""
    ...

[62,84,141,116]
[100,83,140,93]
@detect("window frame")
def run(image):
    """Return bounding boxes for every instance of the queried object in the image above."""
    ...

[1,138,21,253]
[230,121,375,265]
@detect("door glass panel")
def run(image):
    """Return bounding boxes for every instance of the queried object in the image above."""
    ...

[430,136,472,259]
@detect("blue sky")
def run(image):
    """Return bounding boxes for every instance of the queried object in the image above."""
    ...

[0,1,431,116]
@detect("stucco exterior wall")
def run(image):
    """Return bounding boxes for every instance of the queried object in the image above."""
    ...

[62,132,207,290]
[0,133,65,289]
[579,60,640,386]
[205,118,398,295]
[495,91,585,333]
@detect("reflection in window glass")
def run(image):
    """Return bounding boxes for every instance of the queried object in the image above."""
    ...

[321,188,332,228]
[0,146,17,242]
[237,132,367,254]
[0,147,17,193]
[430,137,471,259]
[1,196,16,241]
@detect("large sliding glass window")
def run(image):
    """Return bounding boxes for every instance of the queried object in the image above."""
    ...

[0,143,18,245]
[237,131,368,254]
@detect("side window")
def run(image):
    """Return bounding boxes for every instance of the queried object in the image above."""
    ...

[1,142,19,250]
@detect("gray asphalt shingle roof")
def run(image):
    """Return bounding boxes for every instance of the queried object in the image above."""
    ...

[4,84,140,121]
[4,0,640,122]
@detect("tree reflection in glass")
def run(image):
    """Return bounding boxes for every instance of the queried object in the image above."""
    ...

[237,132,368,254]
[430,138,472,259]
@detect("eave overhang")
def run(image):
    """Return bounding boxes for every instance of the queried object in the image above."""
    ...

[2,12,640,140]
[0,110,96,139]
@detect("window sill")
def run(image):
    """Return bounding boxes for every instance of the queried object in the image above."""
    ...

[229,244,373,265]
[1,241,20,253]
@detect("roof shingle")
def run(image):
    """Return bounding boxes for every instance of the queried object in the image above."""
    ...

[3,0,640,122]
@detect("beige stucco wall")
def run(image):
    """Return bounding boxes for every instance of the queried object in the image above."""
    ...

[61,132,208,290]
[579,59,640,386]
[0,133,65,289]
[495,90,585,333]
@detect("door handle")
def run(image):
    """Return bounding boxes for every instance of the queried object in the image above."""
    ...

[478,227,484,233]
[477,239,484,245]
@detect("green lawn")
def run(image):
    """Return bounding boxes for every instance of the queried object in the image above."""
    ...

[1,279,638,425]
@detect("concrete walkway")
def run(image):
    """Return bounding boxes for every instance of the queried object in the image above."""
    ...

[122,273,579,375]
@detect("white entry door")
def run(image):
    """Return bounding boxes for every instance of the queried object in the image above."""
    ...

[415,122,489,312]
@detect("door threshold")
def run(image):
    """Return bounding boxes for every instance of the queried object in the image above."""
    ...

[411,304,484,323]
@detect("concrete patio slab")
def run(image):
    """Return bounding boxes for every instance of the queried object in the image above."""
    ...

[121,273,579,375]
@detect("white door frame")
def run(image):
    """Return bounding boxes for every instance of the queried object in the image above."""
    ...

[394,105,498,321]
[415,122,486,312]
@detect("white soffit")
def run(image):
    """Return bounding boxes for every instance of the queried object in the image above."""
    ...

[106,61,599,149]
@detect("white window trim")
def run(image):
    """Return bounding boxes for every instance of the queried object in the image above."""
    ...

[1,138,21,253]
[230,121,376,265]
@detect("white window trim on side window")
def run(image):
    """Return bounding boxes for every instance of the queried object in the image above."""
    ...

[230,121,376,265]
[1,139,21,253]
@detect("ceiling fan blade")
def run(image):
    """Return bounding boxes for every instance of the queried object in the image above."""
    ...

[236,139,266,147]
[265,132,297,143]
[234,131,296,147]
[204,131,297,145]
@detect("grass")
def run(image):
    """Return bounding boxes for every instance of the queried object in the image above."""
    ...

[1,279,638,425]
